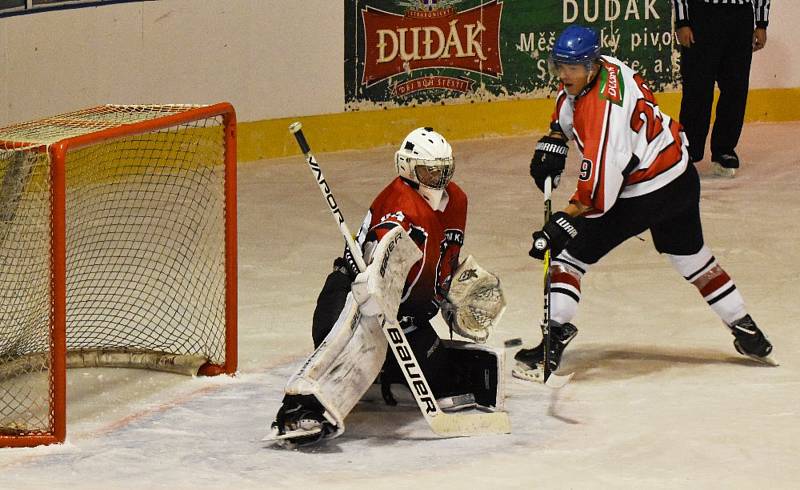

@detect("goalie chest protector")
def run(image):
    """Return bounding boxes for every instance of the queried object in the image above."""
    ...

[360,177,466,321]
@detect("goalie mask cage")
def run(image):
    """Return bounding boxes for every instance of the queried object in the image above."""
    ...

[0,103,237,447]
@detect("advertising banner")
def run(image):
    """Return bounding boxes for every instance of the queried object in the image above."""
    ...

[345,0,678,110]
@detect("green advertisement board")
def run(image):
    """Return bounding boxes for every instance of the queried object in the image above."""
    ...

[345,0,678,110]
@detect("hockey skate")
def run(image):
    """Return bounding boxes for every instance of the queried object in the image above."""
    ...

[512,321,578,383]
[711,152,739,178]
[728,315,778,366]
[265,394,336,448]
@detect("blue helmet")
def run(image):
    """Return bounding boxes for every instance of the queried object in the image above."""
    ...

[551,25,600,64]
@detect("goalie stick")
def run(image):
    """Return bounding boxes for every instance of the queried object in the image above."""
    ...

[289,122,510,437]
[541,176,573,389]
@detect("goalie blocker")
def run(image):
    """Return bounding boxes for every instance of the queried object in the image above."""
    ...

[268,227,506,446]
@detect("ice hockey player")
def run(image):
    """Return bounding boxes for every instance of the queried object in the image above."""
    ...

[269,127,506,446]
[514,25,775,382]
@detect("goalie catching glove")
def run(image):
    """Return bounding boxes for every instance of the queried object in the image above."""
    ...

[442,255,507,343]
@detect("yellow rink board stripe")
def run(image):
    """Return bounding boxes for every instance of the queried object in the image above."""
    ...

[237,88,800,162]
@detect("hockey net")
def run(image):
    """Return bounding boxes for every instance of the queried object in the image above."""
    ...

[0,103,237,447]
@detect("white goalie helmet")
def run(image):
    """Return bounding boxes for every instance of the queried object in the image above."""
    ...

[395,127,455,209]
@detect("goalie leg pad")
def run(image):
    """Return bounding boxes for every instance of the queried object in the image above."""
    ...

[351,225,423,319]
[282,294,386,439]
[378,335,505,411]
[276,226,422,442]
[378,323,450,397]
[440,339,506,410]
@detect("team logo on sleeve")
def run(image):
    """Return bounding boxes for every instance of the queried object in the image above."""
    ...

[579,159,593,181]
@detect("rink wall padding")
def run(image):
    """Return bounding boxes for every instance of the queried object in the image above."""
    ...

[238,88,800,162]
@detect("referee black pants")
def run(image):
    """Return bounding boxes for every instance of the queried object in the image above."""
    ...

[679,1,754,161]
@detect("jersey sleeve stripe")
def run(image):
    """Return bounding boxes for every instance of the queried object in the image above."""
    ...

[572,129,585,153]
[591,100,613,209]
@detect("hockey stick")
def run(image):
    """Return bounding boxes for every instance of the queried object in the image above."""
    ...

[289,122,510,437]
[541,176,573,389]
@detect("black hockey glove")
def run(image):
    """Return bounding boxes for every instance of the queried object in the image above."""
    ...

[529,212,579,260]
[530,135,568,193]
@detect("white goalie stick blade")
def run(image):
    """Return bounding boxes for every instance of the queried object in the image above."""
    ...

[545,371,574,389]
[427,410,511,437]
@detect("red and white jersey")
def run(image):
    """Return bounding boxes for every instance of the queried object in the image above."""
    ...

[355,177,467,322]
[553,55,689,217]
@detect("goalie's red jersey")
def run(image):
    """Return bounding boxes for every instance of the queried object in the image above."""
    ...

[552,55,689,217]
[356,177,467,322]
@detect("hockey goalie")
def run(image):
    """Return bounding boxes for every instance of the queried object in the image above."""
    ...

[268,127,507,446]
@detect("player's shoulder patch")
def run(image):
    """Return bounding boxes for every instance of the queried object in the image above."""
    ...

[598,61,625,106]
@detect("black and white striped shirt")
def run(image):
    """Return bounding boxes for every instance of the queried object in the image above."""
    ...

[672,0,770,29]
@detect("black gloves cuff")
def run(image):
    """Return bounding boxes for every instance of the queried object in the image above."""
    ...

[548,211,579,240]
[334,255,358,280]
[529,211,580,260]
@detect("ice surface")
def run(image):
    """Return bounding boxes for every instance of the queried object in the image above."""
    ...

[1,122,799,489]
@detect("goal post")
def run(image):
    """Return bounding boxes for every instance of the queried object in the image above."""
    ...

[0,103,237,447]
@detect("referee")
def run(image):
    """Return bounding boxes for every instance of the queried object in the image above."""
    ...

[672,0,771,177]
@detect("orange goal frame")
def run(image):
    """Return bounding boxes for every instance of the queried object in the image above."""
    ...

[0,102,238,447]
